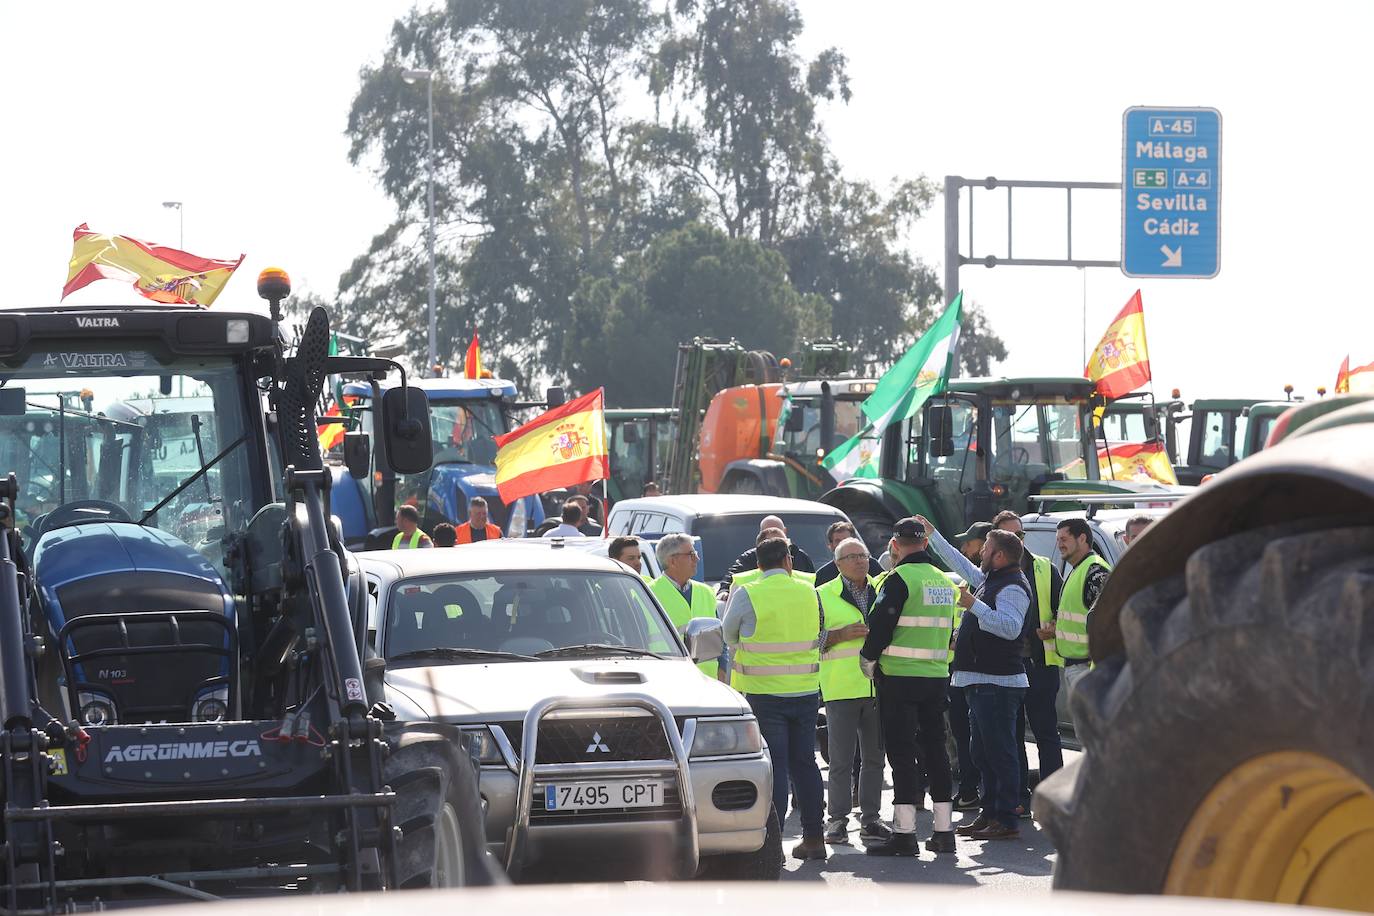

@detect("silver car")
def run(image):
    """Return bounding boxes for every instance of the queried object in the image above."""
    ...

[359,541,778,881]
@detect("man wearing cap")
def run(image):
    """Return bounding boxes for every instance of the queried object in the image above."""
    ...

[945,520,992,811]
[953,521,993,564]
[922,516,1033,841]
[860,518,960,856]
[717,515,816,599]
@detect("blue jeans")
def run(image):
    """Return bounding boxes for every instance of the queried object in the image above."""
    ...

[948,684,980,799]
[966,683,1026,829]
[746,692,825,835]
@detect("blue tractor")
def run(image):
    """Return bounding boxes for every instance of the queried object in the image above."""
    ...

[329,376,559,546]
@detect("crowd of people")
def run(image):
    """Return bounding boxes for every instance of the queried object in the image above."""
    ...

[387,482,1153,861]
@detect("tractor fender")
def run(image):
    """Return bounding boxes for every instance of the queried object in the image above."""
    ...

[1089,420,1374,661]
[719,459,791,497]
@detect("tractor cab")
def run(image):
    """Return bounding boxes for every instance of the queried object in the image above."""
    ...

[606,408,677,501]
[1100,394,1187,464]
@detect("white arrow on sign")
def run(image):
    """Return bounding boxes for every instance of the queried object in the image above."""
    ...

[1160,245,1183,268]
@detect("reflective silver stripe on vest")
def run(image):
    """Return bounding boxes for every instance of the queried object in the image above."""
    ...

[1058,611,1089,624]
[896,615,952,628]
[821,646,861,662]
[733,663,821,676]
[880,645,947,660]
[743,639,821,653]
[1058,631,1089,644]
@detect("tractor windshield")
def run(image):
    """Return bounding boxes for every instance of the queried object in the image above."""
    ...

[991,401,1092,480]
[428,398,507,465]
[0,352,256,563]
[776,397,864,458]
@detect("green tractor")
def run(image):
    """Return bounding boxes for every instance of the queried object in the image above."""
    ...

[605,407,677,501]
[819,377,1164,550]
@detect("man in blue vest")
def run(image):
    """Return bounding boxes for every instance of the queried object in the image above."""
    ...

[926,518,1032,841]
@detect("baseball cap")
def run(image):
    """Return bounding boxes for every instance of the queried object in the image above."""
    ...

[952,521,994,543]
[892,517,930,539]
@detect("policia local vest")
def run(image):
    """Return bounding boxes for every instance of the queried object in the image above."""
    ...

[650,576,719,678]
[732,574,821,695]
[1056,554,1110,661]
[876,563,959,679]
[817,575,875,701]
[1030,555,1063,667]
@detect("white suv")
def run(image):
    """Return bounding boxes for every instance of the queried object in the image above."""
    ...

[359,541,779,881]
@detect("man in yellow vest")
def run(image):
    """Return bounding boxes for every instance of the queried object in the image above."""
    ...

[716,515,817,600]
[817,537,891,847]
[723,537,828,861]
[1050,517,1111,696]
[650,533,726,681]
[391,505,433,549]
[859,518,960,856]
[990,510,1065,818]
[730,528,817,593]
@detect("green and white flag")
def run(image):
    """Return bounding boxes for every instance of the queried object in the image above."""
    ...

[821,292,964,479]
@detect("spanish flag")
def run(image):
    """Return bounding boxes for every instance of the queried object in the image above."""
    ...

[1086,291,1151,399]
[63,224,244,307]
[494,389,608,503]
[1099,440,1177,486]
[1336,355,1374,394]
[464,334,483,379]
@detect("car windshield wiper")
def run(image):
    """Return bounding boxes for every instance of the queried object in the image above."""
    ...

[388,647,537,663]
[534,644,667,660]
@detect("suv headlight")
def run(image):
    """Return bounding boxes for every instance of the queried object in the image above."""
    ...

[77,690,117,727]
[690,717,762,758]
[462,726,505,765]
[507,498,528,537]
[193,686,230,723]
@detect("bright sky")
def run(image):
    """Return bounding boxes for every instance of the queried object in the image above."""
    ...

[3,1,1369,400]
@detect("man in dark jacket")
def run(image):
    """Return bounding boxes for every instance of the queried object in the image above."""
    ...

[716,515,815,598]
[814,520,885,587]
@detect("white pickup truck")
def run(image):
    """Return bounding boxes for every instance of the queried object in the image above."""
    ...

[358,540,779,881]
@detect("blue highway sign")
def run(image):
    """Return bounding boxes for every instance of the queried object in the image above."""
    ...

[1121,107,1221,278]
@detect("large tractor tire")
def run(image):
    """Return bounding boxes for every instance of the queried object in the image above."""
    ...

[696,808,783,881]
[1036,521,1374,910]
[385,732,507,888]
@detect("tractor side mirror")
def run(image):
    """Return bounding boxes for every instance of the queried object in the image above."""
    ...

[545,386,566,409]
[160,376,173,396]
[343,431,371,481]
[0,387,25,416]
[379,386,433,475]
[621,424,641,444]
[928,405,956,458]
[784,408,805,433]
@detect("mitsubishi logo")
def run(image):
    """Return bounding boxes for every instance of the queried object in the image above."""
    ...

[586,731,610,754]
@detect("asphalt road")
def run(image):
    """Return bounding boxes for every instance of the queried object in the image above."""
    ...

[779,744,1079,891]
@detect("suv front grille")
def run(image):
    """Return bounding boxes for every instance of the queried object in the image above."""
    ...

[497,717,673,764]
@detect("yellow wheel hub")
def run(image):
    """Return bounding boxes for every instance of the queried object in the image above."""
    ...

[1166,751,1374,911]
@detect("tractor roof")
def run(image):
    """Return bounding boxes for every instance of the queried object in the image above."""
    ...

[945,377,1098,400]
[343,376,516,400]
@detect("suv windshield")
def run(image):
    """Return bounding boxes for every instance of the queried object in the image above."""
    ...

[693,513,837,581]
[383,570,681,661]
[0,352,255,568]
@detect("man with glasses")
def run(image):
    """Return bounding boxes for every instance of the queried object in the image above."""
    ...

[816,537,890,846]
[651,533,727,681]
[815,520,885,587]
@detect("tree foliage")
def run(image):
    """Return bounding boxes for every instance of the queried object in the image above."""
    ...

[339,0,1002,401]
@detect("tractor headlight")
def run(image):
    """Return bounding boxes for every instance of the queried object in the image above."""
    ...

[462,726,505,766]
[78,691,117,727]
[690,717,762,758]
[192,686,230,723]
[507,497,528,537]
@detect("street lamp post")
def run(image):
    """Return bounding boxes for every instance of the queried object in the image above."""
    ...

[402,68,438,378]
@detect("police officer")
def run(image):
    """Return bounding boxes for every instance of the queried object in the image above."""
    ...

[651,533,726,681]
[860,518,959,855]
[1050,518,1111,695]
[723,536,828,861]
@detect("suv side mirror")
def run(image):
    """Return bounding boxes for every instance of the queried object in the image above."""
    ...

[343,431,371,480]
[684,617,724,664]
[545,386,566,409]
[928,405,956,458]
[0,387,25,416]
[379,386,433,475]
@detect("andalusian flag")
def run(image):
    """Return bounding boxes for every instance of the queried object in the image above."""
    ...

[464,334,483,379]
[63,224,243,306]
[1086,291,1151,398]
[822,293,963,479]
[493,389,609,502]
[1098,440,1177,485]
[1336,355,1374,394]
